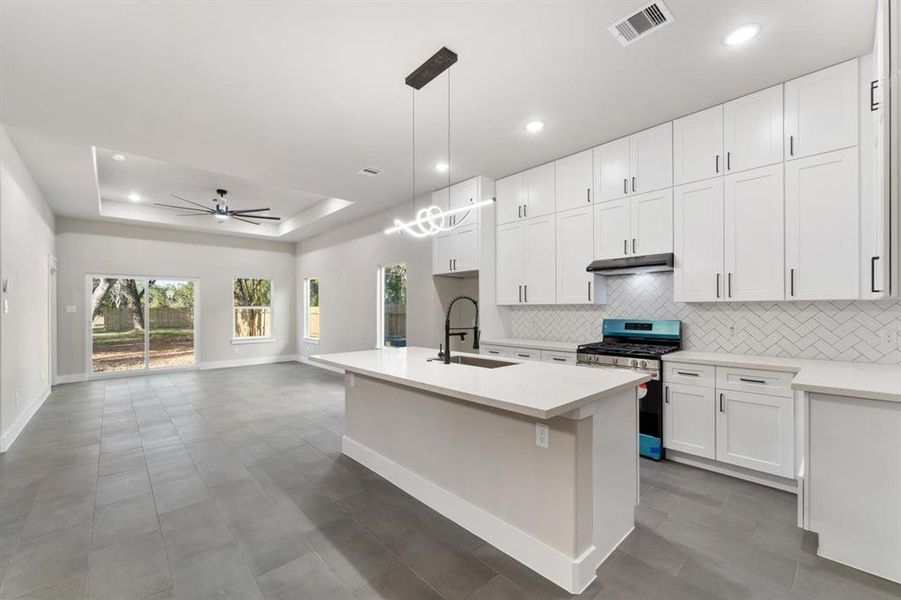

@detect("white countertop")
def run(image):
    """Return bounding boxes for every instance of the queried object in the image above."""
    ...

[310,346,649,419]
[479,338,579,353]
[665,351,901,403]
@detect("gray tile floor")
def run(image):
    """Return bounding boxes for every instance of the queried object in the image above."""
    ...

[0,363,899,600]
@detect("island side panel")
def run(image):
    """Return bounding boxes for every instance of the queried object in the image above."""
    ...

[343,372,584,558]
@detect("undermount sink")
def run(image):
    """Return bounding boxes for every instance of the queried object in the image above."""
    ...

[440,355,516,369]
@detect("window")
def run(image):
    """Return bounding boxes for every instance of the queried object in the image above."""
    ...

[377,263,406,348]
[233,278,272,340]
[304,277,320,341]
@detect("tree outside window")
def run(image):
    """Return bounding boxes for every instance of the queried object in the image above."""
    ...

[233,278,272,338]
[380,264,406,347]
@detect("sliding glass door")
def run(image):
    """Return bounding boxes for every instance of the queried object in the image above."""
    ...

[90,276,196,374]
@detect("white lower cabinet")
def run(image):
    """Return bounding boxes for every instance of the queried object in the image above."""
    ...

[664,383,716,459]
[480,344,511,358]
[664,362,794,479]
[716,389,794,478]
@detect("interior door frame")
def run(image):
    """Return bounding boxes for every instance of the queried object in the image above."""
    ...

[85,274,200,379]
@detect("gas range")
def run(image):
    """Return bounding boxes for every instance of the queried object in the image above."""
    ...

[576,319,682,461]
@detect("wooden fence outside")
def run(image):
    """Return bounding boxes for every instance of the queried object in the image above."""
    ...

[101,307,193,331]
[308,306,320,338]
[234,307,272,338]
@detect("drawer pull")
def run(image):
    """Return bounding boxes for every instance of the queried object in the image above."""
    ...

[739,377,767,384]
[517,353,531,358]
[551,357,567,362]
[676,371,700,377]
[488,351,500,355]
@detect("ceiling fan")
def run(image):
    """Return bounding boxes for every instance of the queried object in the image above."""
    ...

[153,189,281,225]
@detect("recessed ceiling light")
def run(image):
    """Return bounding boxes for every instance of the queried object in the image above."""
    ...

[723,24,759,46]
[434,162,449,172]
[525,120,545,133]
[111,153,126,162]
[127,193,141,202]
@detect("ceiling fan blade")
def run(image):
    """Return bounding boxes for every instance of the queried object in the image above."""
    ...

[154,203,211,213]
[170,194,213,211]
[230,208,271,213]
[231,216,261,226]
[174,212,214,217]
[230,214,281,220]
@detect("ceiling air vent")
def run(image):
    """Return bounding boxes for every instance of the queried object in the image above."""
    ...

[608,1,673,47]
[357,166,383,177]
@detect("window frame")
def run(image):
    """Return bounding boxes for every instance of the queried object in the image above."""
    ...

[303,276,320,343]
[375,262,407,349]
[231,277,274,344]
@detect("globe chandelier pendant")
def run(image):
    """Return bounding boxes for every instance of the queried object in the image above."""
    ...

[384,47,493,237]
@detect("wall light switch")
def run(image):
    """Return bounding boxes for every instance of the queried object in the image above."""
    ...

[535,423,549,449]
[882,328,899,350]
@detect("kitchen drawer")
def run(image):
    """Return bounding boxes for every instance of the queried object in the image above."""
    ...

[541,350,577,365]
[508,347,540,361]
[715,366,793,398]
[665,361,716,388]
[480,345,511,358]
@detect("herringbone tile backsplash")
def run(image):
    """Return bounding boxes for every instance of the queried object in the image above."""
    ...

[510,273,901,364]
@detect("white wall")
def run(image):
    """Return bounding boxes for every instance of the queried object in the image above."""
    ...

[296,200,476,357]
[55,218,298,379]
[0,125,56,450]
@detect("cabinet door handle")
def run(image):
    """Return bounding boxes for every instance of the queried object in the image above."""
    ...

[726,152,731,171]
[623,240,628,255]
[727,272,732,298]
[518,205,522,219]
[449,259,452,271]
[716,273,721,299]
[789,135,794,156]
[870,80,880,111]
[790,268,795,297]
[676,371,699,377]
[739,377,767,384]
[871,256,883,293]
[453,259,457,270]
[631,176,636,193]
[664,386,669,403]
[523,204,528,218]
[524,284,528,302]
[588,280,592,302]
[587,188,591,203]
[518,285,522,303]
[715,154,719,174]
[719,393,725,413]
[632,238,637,254]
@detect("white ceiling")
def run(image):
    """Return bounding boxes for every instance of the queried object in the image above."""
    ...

[0,1,877,241]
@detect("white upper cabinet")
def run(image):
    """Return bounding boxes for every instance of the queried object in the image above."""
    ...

[785,147,860,300]
[629,122,673,194]
[556,207,594,304]
[673,105,724,185]
[723,165,784,301]
[555,150,593,212]
[524,162,556,219]
[522,215,556,304]
[496,173,525,225]
[433,231,455,275]
[454,225,479,272]
[449,178,479,227]
[785,59,858,160]
[674,178,724,302]
[496,222,523,304]
[594,198,631,260]
[723,84,783,173]
[432,187,450,212]
[594,136,632,202]
[631,189,673,257]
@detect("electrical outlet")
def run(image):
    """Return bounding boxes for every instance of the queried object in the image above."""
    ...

[535,423,549,449]
[727,326,736,339]
[882,327,900,350]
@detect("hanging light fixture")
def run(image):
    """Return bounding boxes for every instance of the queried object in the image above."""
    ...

[385,47,494,237]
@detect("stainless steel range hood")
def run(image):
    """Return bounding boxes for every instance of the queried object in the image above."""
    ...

[586,253,674,276]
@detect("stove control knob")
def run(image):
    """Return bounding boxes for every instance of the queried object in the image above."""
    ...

[630,359,638,367]
[612,357,618,365]
[639,360,647,368]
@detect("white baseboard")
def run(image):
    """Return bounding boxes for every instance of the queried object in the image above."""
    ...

[666,451,798,493]
[298,355,344,374]
[1,386,51,453]
[342,435,592,594]
[199,354,299,371]
[55,354,301,384]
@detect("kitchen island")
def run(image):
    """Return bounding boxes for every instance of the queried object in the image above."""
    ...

[311,346,650,594]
